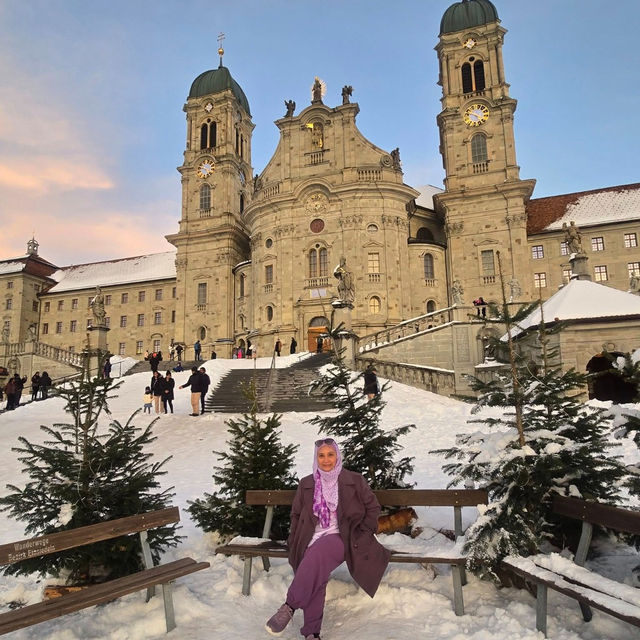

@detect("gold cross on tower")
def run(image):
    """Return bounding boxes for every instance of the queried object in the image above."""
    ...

[217,32,225,66]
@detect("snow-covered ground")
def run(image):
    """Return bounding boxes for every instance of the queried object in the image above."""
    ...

[0,354,639,639]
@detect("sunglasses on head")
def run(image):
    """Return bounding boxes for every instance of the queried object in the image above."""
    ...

[315,438,336,447]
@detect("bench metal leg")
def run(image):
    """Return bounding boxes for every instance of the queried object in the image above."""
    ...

[139,530,156,601]
[453,507,467,585]
[162,582,176,633]
[536,583,548,637]
[574,522,593,622]
[261,506,274,572]
[451,565,464,616]
[578,601,593,623]
[242,556,253,596]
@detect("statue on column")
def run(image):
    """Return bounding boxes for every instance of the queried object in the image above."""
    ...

[90,286,107,327]
[563,221,583,255]
[509,278,522,302]
[334,257,355,304]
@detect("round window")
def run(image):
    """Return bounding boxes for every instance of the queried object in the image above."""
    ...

[265,238,273,248]
[310,219,325,233]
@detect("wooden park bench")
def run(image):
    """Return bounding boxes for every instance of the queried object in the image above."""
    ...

[503,495,640,637]
[0,507,210,636]
[215,488,488,616]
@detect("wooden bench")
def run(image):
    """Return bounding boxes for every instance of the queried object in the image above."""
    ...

[215,488,488,616]
[503,495,640,636]
[0,507,210,636]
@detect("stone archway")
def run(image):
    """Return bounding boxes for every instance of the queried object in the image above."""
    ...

[308,316,331,353]
[586,352,637,402]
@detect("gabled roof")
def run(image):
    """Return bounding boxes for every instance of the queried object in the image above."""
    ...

[0,254,58,278]
[46,251,176,294]
[506,279,640,340]
[526,182,640,234]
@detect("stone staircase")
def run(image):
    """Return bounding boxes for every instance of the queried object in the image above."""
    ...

[206,352,334,413]
[125,359,202,376]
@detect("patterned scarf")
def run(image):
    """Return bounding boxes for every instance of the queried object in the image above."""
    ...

[312,439,342,528]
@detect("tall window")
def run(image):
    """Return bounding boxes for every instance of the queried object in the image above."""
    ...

[369,296,381,314]
[197,282,207,305]
[171,310,176,323]
[44,301,50,312]
[32,301,38,312]
[200,121,216,149]
[136,340,143,355]
[423,253,435,280]
[481,250,495,276]
[591,237,605,251]
[531,245,544,259]
[318,248,328,276]
[594,265,608,282]
[154,339,161,352]
[562,268,573,282]
[154,312,162,324]
[200,184,211,210]
[70,320,77,332]
[155,288,163,300]
[138,291,145,302]
[426,300,436,313]
[42,323,49,335]
[309,249,317,278]
[119,342,126,356]
[461,59,485,93]
[239,273,246,297]
[58,300,64,311]
[560,241,569,256]
[5,298,11,310]
[368,253,380,273]
[105,295,111,305]
[534,272,547,288]
[265,264,273,284]
[71,298,78,310]
[137,314,145,326]
[6,281,13,289]
[470,134,487,163]
[120,315,127,328]
[624,233,638,248]
[121,292,128,303]
[266,305,274,321]
[56,322,62,333]
[105,316,110,328]
[172,287,176,298]
[628,262,640,278]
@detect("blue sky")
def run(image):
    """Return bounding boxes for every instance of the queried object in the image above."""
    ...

[0,0,638,265]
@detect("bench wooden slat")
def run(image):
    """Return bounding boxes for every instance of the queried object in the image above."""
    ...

[0,557,210,636]
[504,558,640,628]
[552,496,640,534]
[0,507,180,566]
[245,489,488,507]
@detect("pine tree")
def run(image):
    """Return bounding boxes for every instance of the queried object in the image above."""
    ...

[188,381,298,539]
[433,255,626,581]
[308,324,414,489]
[0,372,180,583]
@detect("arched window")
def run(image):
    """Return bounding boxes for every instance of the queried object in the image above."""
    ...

[238,314,245,330]
[369,296,381,314]
[200,124,208,150]
[309,249,318,278]
[462,59,485,93]
[427,300,436,313]
[471,134,488,163]
[239,274,246,297]
[310,122,324,149]
[416,227,434,242]
[473,60,485,91]
[423,253,435,280]
[239,193,245,214]
[235,127,240,154]
[318,248,328,277]
[199,326,206,340]
[199,184,211,210]
[209,122,216,148]
[266,305,274,321]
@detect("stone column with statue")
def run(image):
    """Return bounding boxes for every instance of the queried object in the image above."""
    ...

[87,286,110,379]
[332,257,357,366]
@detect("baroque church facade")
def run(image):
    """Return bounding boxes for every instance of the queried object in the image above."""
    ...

[2,0,639,382]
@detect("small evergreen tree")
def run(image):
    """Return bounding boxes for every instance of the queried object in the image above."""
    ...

[433,255,626,581]
[0,372,180,583]
[308,324,414,489]
[188,381,298,539]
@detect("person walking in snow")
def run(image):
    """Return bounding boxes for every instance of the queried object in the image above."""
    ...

[198,366,210,414]
[363,364,379,400]
[180,367,205,416]
[39,371,52,400]
[175,343,183,361]
[142,387,153,414]
[290,336,297,354]
[265,438,389,640]
[275,338,282,356]
[194,340,202,361]
[162,371,175,414]
[31,372,41,401]
[150,370,165,414]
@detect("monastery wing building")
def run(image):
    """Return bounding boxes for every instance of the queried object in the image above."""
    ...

[1,0,639,390]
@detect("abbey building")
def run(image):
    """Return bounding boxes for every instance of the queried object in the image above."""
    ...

[1,0,639,382]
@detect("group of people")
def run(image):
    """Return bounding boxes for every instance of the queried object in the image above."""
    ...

[142,366,210,416]
[1,372,52,411]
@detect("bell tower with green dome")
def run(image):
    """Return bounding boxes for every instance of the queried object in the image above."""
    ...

[434,0,535,305]
[166,41,254,356]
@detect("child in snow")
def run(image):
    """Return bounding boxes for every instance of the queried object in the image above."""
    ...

[143,387,153,414]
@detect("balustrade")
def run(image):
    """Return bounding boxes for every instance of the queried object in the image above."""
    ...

[305,276,330,289]
[264,283,274,293]
[199,208,212,218]
[368,273,382,283]
[472,161,489,174]
[482,275,496,284]
[357,168,382,181]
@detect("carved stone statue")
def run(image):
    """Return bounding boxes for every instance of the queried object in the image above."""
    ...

[334,257,355,303]
[1,326,9,343]
[253,175,262,193]
[509,278,522,302]
[341,85,353,105]
[630,273,640,294]
[312,77,323,103]
[26,323,37,342]
[90,286,107,327]
[391,147,401,170]
[563,221,583,255]
[451,279,464,304]
[284,99,295,117]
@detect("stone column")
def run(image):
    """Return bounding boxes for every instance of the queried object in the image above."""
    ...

[87,326,110,380]
[331,300,356,368]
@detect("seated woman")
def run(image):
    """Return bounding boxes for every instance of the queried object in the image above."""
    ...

[266,438,389,639]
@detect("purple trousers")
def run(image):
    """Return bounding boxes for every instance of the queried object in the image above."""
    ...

[287,534,345,636]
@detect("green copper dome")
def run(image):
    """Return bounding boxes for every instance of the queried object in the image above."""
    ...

[440,0,499,35]
[188,65,251,116]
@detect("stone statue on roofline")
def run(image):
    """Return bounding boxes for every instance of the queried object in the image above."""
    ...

[90,286,106,327]
[341,85,353,105]
[284,99,295,117]
[563,221,583,255]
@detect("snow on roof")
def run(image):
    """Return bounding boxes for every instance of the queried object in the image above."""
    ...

[47,251,176,293]
[505,278,640,340]
[0,259,27,275]
[414,184,443,210]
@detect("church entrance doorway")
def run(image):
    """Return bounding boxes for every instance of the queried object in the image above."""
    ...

[308,316,331,353]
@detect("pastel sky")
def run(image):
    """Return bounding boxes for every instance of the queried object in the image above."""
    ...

[1,0,638,266]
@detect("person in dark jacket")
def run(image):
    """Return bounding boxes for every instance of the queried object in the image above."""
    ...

[198,366,210,414]
[274,338,282,356]
[266,438,389,639]
[363,364,379,400]
[179,367,205,416]
[148,351,162,373]
[194,340,202,361]
[290,336,297,354]
[31,372,41,401]
[4,377,17,410]
[162,371,175,414]
[13,374,27,408]
[175,343,183,360]
[150,371,165,414]
[39,372,52,400]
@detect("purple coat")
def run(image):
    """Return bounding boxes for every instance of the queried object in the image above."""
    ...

[287,469,391,597]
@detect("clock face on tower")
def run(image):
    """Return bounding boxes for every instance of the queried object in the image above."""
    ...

[196,158,215,178]
[463,104,489,127]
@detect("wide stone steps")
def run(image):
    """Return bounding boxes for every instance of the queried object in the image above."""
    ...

[206,353,333,413]
[125,360,202,376]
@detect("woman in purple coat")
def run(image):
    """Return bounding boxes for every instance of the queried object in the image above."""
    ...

[266,438,390,639]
